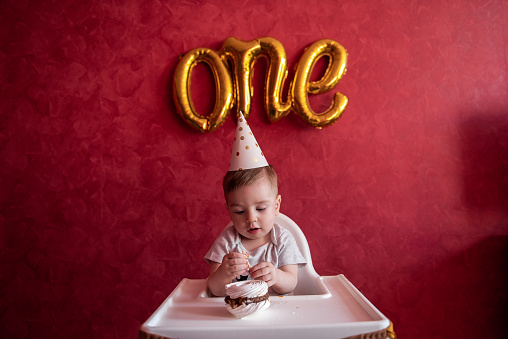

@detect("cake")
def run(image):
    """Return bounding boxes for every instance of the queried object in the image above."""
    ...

[224,280,270,318]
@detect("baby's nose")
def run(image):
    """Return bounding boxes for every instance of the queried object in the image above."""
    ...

[246,211,257,223]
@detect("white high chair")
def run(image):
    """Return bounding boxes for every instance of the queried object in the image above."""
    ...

[138,213,394,339]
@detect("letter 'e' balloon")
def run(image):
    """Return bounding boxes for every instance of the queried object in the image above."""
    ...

[292,39,348,128]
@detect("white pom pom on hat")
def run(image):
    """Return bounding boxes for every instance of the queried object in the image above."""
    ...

[228,112,269,171]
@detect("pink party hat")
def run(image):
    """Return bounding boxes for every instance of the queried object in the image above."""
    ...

[228,112,269,171]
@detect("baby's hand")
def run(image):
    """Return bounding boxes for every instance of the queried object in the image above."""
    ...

[220,252,249,280]
[249,262,278,287]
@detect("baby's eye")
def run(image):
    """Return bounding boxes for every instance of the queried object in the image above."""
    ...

[256,207,266,211]
[234,210,245,214]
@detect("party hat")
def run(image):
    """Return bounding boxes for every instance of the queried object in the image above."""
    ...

[228,112,269,171]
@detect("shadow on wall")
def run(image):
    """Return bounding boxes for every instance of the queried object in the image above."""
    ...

[460,113,508,214]
[396,112,508,338]
[453,112,508,337]
[398,236,508,338]
[437,236,508,337]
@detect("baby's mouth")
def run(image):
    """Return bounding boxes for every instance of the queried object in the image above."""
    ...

[247,227,260,234]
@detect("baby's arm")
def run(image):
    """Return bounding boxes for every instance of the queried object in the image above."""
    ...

[249,263,298,294]
[207,252,249,296]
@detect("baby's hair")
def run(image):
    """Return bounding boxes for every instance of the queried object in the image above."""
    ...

[223,165,278,202]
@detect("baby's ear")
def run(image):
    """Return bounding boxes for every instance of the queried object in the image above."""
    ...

[275,195,282,215]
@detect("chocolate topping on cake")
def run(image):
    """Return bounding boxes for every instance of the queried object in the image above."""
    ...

[224,293,270,309]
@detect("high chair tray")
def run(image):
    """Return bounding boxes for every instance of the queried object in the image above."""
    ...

[139,274,389,339]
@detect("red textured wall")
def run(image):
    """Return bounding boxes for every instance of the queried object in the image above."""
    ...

[1,0,507,338]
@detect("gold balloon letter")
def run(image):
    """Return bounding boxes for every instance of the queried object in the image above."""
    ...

[258,37,292,122]
[219,37,291,122]
[292,39,348,128]
[173,48,233,132]
[219,38,261,119]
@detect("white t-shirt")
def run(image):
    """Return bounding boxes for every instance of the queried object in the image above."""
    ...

[204,223,307,278]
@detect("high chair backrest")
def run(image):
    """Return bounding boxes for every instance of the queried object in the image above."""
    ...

[273,213,320,294]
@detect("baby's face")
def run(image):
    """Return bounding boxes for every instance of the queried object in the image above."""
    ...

[226,176,281,244]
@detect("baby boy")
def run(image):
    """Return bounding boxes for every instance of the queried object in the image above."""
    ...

[205,113,306,296]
